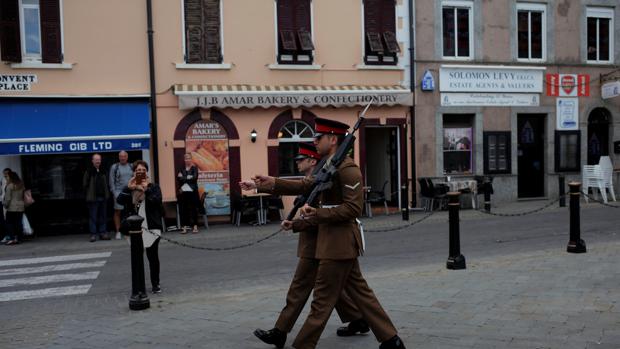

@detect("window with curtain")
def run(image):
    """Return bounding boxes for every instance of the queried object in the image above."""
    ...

[517,3,545,61]
[442,1,473,59]
[586,7,614,63]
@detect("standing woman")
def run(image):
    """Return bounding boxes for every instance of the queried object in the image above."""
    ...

[2,171,25,245]
[176,153,200,234]
[117,160,163,293]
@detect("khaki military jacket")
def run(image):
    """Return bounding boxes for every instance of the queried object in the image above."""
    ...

[265,157,364,260]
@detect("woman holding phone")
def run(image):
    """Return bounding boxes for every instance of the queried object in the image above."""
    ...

[117,160,163,293]
[176,153,200,234]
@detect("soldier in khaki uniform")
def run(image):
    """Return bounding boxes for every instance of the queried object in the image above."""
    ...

[251,118,406,349]
[241,143,369,349]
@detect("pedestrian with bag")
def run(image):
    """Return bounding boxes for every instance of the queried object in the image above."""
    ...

[109,151,134,240]
[117,160,163,294]
[83,153,110,242]
[2,171,25,245]
[176,153,200,234]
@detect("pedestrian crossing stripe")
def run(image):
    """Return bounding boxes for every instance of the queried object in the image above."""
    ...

[0,252,111,302]
[0,252,112,267]
[0,285,92,302]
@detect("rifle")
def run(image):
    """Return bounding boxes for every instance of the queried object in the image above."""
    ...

[286,101,372,220]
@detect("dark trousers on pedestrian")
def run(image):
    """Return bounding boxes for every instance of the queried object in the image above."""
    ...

[87,198,107,237]
[179,191,199,227]
[0,209,6,238]
[145,237,160,288]
[5,211,24,242]
[275,257,362,333]
[292,259,397,349]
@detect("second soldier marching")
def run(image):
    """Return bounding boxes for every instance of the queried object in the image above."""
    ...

[241,117,406,349]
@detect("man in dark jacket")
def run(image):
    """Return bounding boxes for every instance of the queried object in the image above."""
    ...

[83,153,110,242]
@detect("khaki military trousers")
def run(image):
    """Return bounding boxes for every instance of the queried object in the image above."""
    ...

[275,257,362,333]
[292,259,397,349]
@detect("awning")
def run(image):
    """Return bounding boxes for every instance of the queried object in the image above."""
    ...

[173,84,413,110]
[0,99,150,155]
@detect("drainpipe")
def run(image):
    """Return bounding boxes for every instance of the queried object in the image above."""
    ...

[146,0,160,183]
[408,0,417,207]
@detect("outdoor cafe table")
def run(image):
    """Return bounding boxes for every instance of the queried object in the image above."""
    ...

[434,179,478,209]
[242,192,271,225]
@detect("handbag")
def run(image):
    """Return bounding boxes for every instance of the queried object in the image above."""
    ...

[23,189,35,207]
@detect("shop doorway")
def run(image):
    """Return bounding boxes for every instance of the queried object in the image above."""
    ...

[364,127,400,208]
[21,151,143,235]
[517,114,545,198]
[587,108,611,165]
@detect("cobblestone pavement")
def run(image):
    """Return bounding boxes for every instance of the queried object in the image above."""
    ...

[1,200,619,349]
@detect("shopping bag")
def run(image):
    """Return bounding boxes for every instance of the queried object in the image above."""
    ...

[23,214,34,236]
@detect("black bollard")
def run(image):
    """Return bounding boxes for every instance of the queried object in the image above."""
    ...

[566,182,586,254]
[559,175,566,207]
[129,228,150,310]
[446,192,466,270]
[401,184,409,221]
[483,177,491,212]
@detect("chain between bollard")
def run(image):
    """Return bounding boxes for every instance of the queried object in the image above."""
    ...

[364,211,435,233]
[145,228,284,251]
[476,195,565,217]
[580,192,620,208]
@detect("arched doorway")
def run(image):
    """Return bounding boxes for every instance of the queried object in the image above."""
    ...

[587,108,611,165]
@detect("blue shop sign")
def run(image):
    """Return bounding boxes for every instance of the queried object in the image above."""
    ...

[0,99,151,156]
[421,70,435,91]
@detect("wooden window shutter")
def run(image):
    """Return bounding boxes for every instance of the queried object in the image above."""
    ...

[277,0,296,50]
[185,0,206,63]
[294,0,311,32]
[364,0,381,36]
[381,0,397,51]
[203,0,221,63]
[40,0,62,63]
[0,0,22,63]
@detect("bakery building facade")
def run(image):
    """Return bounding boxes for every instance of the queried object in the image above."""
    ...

[151,0,415,218]
[413,0,620,203]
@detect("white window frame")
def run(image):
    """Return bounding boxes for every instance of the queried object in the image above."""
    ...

[19,0,42,62]
[441,0,474,61]
[586,7,614,64]
[516,3,546,62]
[272,0,316,66]
[180,0,226,67]
[278,120,315,178]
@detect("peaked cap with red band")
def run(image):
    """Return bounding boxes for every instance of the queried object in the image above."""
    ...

[294,142,321,161]
[313,117,350,137]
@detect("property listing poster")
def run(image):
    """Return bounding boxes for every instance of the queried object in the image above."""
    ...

[185,120,230,215]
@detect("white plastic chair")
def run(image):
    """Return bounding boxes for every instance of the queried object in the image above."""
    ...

[598,156,616,202]
[582,165,606,203]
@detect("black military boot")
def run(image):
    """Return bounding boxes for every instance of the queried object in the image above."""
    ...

[253,328,286,349]
[379,335,406,349]
[336,319,370,336]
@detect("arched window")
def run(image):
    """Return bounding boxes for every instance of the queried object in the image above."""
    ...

[278,120,314,176]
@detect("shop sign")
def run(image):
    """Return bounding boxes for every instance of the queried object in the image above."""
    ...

[439,66,544,93]
[0,138,149,155]
[556,98,579,130]
[185,120,230,215]
[421,70,435,91]
[440,93,540,107]
[602,81,620,100]
[177,91,413,110]
[0,74,37,91]
[546,74,590,97]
